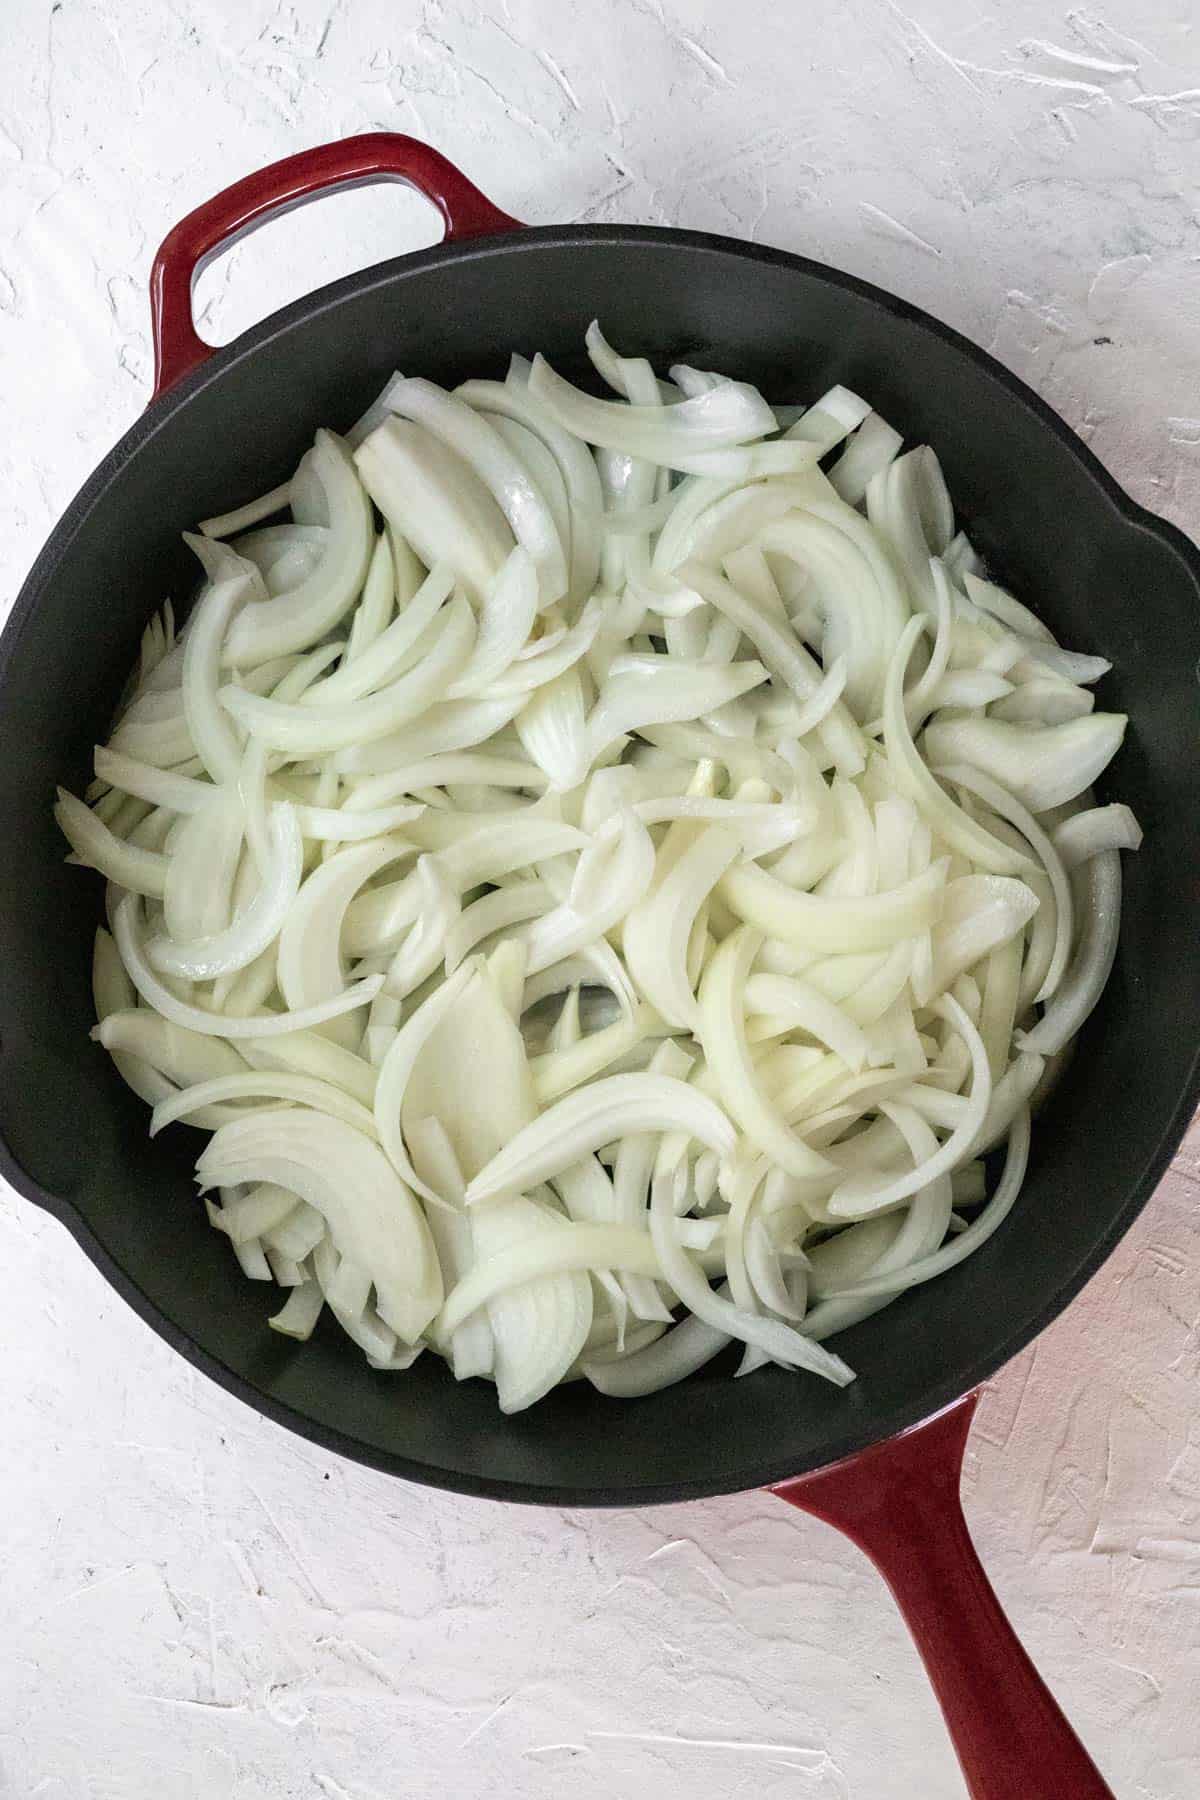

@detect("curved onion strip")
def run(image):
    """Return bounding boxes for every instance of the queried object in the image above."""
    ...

[481,599,605,699]
[677,561,865,777]
[883,616,1030,876]
[92,749,209,815]
[935,762,1072,1001]
[384,856,460,1000]
[523,811,655,976]
[455,376,604,608]
[200,480,293,541]
[446,547,540,697]
[586,654,768,764]
[355,417,513,601]
[515,668,590,791]
[828,994,992,1217]
[720,855,947,954]
[922,713,1127,815]
[377,379,567,605]
[699,927,835,1179]
[93,1009,246,1085]
[162,788,244,945]
[439,1223,662,1335]
[237,1030,377,1107]
[55,789,168,897]
[225,433,373,665]
[344,754,545,811]
[344,531,396,662]
[489,416,572,568]
[1052,804,1142,870]
[278,835,410,1023]
[306,563,455,706]
[529,351,777,458]
[1017,849,1122,1057]
[112,893,382,1038]
[334,697,521,776]
[196,1111,441,1342]
[825,1108,1031,1300]
[181,557,252,783]
[530,1004,658,1104]
[445,881,548,974]
[222,595,475,755]
[150,1071,379,1138]
[649,1165,853,1382]
[624,825,740,1030]
[373,962,478,1205]
[928,873,1041,998]
[464,1073,735,1206]
[147,804,302,980]
[743,971,871,1071]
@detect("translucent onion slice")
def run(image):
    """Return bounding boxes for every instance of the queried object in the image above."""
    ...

[344,531,396,663]
[699,926,836,1180]
[439,1221,661,1336]
[922,713,1128,815]
[649,1162,853,1383]
[222,595,475,755]
[1052,803,1142,870]
[355,416,513,600]
[150,1071,379,1138]
[277,835,411,1033]
[1017,849,1122,1057]
[828,994,992,1218]
[55,789,168,897]
[455,375,604,608]
[743,972,871,1071]
[112,893,382,1038]
[147,803,302,981]
[196,1110,441,1342]
[720,855,948,954]
[528,351,777,458]
[677,561,866,777]
[822,1108,1031,1300]
[333,697,521,775]
[586,652,769,764]
[446,547,540,697]
[523,810,655,975]
[225,433,373,665]
[373,961,479,1204]
[935,762,1072,1000]
[303,563,455,706]
[624,825,740,1030]
[376,378,567,605]
[464,1073,736,1205]
[883,617,1031,876]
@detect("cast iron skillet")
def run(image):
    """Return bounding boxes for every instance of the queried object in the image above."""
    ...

[2,135,1198,1798]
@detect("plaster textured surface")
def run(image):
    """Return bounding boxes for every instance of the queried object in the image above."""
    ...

[2,2,1197,1794]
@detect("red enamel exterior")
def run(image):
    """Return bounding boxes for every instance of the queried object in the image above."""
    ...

[774,1394,1115,1798]
[149,132,523,397]
[136,131,1140,1796]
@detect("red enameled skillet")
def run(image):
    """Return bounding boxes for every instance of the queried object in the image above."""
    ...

[4,134,1199,1798]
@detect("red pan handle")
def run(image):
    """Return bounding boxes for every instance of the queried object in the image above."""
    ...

[773,1393,1115,1799]
[148,132,523,400]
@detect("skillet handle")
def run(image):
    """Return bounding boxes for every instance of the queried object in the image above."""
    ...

[148,132,523,399]
[773,1393,1115,1799]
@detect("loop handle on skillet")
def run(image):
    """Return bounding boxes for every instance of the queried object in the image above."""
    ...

[773,1393,1115,1799]
[147,132,523,398]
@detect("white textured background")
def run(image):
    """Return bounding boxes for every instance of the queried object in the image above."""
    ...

[2,2,1199,1795]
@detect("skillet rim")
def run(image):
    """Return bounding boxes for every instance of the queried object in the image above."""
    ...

[3,221,1198,1505]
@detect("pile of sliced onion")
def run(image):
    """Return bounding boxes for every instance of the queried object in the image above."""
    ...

[58,325,1138,1412]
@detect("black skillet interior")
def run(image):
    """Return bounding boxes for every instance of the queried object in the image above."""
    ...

[1,227,1197,1504]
